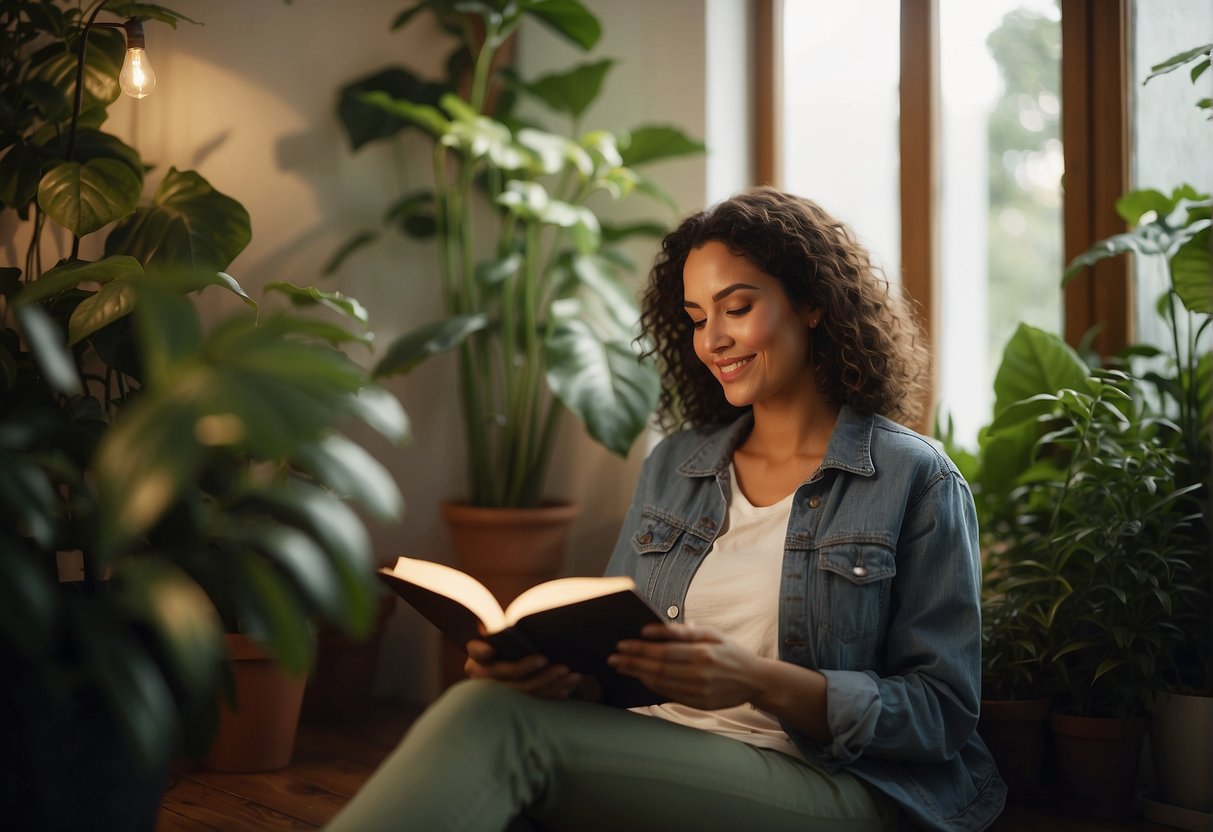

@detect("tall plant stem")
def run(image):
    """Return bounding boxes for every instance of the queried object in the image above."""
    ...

[504,221,545,505]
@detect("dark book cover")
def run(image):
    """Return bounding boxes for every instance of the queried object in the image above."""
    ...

[377,570,665,708]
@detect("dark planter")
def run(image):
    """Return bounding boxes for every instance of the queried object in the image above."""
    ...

[301,596,395,724]
[200,634,308,772]
[978,696,1050,799]
[1,675,169,831]
[1051,711,1146,819]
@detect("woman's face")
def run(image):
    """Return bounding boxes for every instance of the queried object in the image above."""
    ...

[682,240,817,410]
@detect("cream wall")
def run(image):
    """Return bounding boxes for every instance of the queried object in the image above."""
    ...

[65,0,716,701]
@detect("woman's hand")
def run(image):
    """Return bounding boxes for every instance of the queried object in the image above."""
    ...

[607,622,762,710]
[464,640,581,699]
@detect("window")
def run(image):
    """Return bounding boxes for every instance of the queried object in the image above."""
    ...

[938,0,1062,444]
[757,0,1131,439]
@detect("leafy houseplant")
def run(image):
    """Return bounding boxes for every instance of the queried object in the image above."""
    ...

[331,0,703,508]
[1,2,405,822]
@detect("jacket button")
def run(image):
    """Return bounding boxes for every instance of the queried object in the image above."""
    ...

[852,565,868,578]
[666,605,679,619]
[638,532,653,545]
[808,496,822,508]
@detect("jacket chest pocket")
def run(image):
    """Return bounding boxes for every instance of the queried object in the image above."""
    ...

[629,512,689,597]
[816,540,896,645]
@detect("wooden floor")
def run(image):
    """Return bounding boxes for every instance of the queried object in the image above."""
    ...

[156,701,1184,831]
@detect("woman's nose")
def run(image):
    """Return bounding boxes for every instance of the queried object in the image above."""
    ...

[703,319,733,352]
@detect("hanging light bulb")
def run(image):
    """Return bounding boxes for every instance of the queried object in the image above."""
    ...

[118,19,155,99]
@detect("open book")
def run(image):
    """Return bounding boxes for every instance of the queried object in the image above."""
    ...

[377,556,665,707]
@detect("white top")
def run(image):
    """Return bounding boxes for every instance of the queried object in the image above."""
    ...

[632,464,805,760]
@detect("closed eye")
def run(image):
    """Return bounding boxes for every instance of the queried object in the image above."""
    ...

[726,304,752,317]
[690,318,706,330]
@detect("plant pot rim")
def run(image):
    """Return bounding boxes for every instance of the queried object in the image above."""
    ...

[441,499,580,526]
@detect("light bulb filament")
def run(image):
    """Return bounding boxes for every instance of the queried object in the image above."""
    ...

[119,46,155,99]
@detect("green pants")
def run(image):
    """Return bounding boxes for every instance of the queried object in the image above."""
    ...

[326,680,902,831]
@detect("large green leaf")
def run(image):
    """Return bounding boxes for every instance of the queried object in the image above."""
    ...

[111,559,223,703]
[94,371,207,553]
[48,129,144,177]
[68,277,138,345]
[292,434,403,521]
[374,314,489,376]
[37,157,142,236]
[232,556,315,674]
[992,323,1088,419]
[522,0,601,50]
[348,384,411,443]
[0,140,42,214]
[545,318,660,456]
[619,125,706,167]
[132,283,203,387]
[27,28,125,121]
[105,167,251,274]
[1171,227,1211,313]
[518,60,613,120]
[566,253,640,335]
[78,613,180,770]
[19,255,144,304]
[336,67,449,150]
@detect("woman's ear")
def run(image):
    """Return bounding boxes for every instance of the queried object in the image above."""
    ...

[804,307,823,329]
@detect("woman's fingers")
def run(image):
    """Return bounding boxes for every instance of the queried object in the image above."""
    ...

[462,640,580,699]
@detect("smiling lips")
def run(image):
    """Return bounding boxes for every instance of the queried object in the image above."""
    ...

[716,355,755,378]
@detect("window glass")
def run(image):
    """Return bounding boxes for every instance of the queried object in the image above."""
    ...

[1130,0,1213,355]
[779,2,901,281]
[937,0,1062,445]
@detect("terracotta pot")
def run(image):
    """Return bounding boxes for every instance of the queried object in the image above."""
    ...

[1051,711,1146,819]
[438,499,579,687]
[301,596,395,724]
[200,634,308,773]
[1150,691,1212,814]
[978,697,1050,799]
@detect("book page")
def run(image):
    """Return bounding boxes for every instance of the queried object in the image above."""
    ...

[504,575,638,626]
[389,557,507,632]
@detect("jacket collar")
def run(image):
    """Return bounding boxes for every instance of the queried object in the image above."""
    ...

[677,405,877,478]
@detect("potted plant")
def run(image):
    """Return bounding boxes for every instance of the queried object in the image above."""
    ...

[1060,42,1211,824]
[940,323,1090,799]
[328,0,703,606]
[1,1,406,823]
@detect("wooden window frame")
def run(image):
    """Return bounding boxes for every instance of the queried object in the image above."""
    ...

[754,0,1132,412]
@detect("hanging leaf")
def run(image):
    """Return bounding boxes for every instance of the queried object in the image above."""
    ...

[27,28,125,121]
[618,125,706,167]
[264,281,370,326]
[522,0,601,51]
[105,167,251,274]
[103,3,202,27]
[545,318,659,456]
[357,91,451,137]
[38,157,141,237]
[374,314,490,377]
[517,60,613,120]
[68,278,138,345]
[1170,227,1212,314]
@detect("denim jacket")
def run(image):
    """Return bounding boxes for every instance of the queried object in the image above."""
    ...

[605,407,1007,831]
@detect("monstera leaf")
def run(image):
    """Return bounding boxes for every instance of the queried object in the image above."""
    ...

[105,167,251,274]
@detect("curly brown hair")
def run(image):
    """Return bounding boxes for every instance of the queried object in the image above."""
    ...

[639,187,929,431]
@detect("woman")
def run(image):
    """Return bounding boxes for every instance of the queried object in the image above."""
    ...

[326,188,1006,832]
